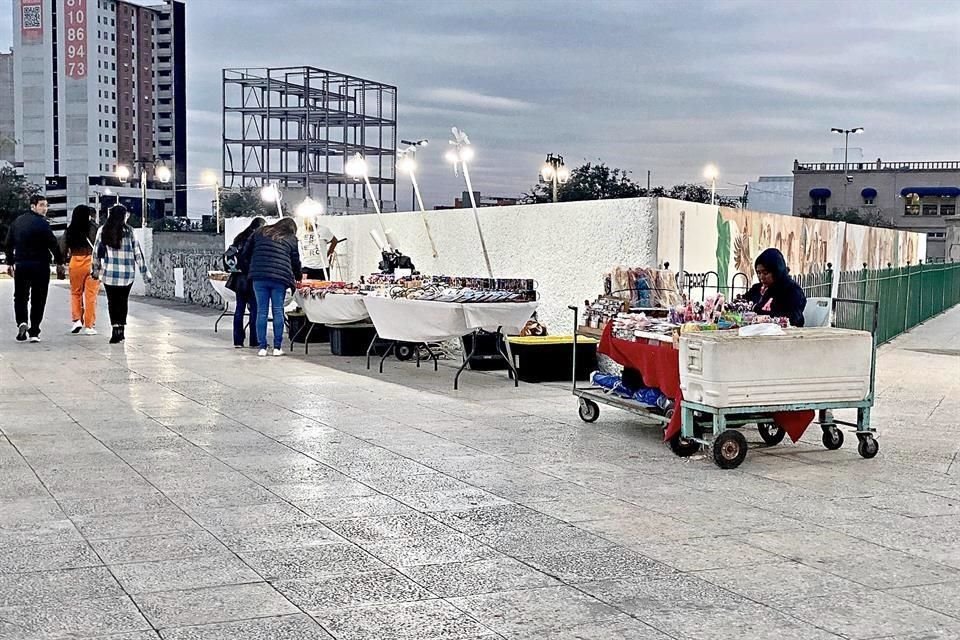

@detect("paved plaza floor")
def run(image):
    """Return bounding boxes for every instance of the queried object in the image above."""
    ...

[1,280,959,640]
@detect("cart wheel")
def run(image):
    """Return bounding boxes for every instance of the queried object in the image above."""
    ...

[857,435,879,459]
[578,399,600,423]
[758,423,786,446]
[712,430,748,469]
[395,343,415,361]
[668,434,701,457]
[821,425,844,450]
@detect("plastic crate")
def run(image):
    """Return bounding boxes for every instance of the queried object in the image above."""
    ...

[330,325,379,356]
[462,332,508,371]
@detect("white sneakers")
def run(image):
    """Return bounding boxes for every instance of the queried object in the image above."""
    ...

[257,348,284,357]
[71,321,82,334]
[16,323,27,342]
[258,349,268,357]
[81,327,98,336]
[28,336,41,343]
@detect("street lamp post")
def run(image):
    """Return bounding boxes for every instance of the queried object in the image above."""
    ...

[202,171,222,232]
[116,160,171,228]
[400,139,428,212]
[831,127,864,214]
[260,183,284,218]
[446,127,493,279]
[398,146,439,259]
[345,153,388,237]
[703,164,719,205]
[540,153,569,203]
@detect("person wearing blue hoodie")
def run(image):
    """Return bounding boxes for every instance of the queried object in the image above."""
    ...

[743,248,807,327]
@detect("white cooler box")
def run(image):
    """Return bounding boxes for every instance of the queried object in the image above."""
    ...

[680,328,872,408]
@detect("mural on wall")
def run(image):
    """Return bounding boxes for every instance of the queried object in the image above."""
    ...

[150,248,224,308]
[716,207,923,277]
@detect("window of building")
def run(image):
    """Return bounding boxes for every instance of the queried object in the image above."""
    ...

[904,193,921,216]
[811,198,827,217]
[113,135,116,143]
[927,231,946,239]
[922,203,940,216]
[942,202,957,216]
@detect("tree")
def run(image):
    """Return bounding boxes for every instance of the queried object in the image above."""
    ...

[0,167,41,243]
[667,183,743,208]
[219,186,286,218]
[800,206,894,229]
[521,162,643,203]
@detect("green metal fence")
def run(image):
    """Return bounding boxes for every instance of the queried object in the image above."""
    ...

[799,261,960,344]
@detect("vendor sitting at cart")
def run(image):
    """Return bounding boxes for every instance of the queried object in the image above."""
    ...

[742,248,806,327]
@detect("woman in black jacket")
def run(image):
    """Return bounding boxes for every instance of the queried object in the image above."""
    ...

[240,218,301,356]
[227,217,264,348]
[743,248,807,327]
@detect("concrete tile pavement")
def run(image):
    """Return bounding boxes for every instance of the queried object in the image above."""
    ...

[0,281,958,639]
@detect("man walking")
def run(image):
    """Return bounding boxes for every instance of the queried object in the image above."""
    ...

[4,195,64,342]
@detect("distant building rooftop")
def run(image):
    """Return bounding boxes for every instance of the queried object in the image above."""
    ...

[794,159,960,173]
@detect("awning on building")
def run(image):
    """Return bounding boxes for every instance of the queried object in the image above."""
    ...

[861,187,878,199]
[809,188,831,199]
[900,186,960,198]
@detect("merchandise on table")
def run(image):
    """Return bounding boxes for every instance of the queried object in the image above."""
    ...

[384,275,537,304]
[605,267,683,309]
[208,270,229,282]
[295,280,362,300]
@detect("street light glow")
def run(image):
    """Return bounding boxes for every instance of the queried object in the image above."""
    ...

[116,165,131,182]
[295,196,323,218]
[703,164,719,180]
[557,167,571,183]
[459,146,475,162]
[397,155,416,174]
[155,166,172,183]
[201,170,218,185]
[541,164,555,180]
[345,154,368,178]
[260,184,280,203]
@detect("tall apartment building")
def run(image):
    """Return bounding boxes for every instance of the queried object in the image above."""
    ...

[13,0,185,230]
[0,50,15,166]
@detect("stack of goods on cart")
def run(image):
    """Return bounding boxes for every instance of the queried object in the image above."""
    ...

[589,370,676,417]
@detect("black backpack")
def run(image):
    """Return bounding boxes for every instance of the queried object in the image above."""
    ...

[223,244,240,273]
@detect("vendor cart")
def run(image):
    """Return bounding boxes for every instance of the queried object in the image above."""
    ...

[569,298,880,470]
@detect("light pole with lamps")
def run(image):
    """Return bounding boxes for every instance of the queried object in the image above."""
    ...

[445,127,493,279]
[398,146,439,259]
[400,138,428,211]
[116,160,172,228]
[201,171,222,232]
[345,153,389,238]
[540,153,570,203]
[703,164,719,205]
[260,182,284,218]
[831,126,863,214]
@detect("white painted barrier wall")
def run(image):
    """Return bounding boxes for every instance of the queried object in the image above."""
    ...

[227,199,659,333]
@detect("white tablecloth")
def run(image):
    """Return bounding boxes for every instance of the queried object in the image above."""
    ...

[209,279,235,306]
[362,296,538,343]
[295,292,370,326]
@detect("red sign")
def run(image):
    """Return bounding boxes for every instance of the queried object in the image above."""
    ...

[64,0,87,79]
[20,0,43,42]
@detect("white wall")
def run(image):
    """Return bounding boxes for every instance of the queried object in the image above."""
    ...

[228,199,659,333]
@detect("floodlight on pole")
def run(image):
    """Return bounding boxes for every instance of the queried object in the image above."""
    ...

[703,164,719,205]
[540,153,567,203]
[832,126,864,214]
[116,165,131,182]
[260,183,283,218]
[398,145,438,258]
[345,153,387,236]
[447,127,493,279]
[295,196,324,218]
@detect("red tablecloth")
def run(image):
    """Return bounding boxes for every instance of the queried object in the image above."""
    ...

[597,323,813,442]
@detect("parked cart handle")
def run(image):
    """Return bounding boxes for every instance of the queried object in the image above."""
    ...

[569,306,579,393]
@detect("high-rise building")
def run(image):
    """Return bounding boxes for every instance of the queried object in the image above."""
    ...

[13,0,186,230]
[0,50,15,166]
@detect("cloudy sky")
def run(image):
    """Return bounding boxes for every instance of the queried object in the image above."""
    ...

[3,0,959,213]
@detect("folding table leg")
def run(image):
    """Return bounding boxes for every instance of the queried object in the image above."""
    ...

[494,329,519,388]
[379,342,396,373]
[215,302,231,333]
[454,331,480,390]
[366,333,380,370]
[422,343,439,371]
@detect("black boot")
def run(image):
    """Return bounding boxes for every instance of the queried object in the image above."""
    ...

[119,325,126,342]
[109,325,122,344]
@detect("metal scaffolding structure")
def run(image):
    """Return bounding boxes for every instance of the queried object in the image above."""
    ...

[222,66,397,213]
